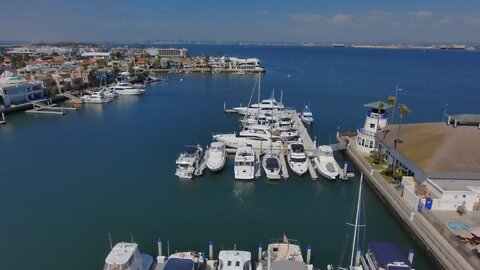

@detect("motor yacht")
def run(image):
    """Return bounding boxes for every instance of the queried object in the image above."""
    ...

[175,145,203,179]
[300,105,314,125]
[213,133,283,152]
[234,146,256,180]
[262,151,282,180]
[110,81,144,95]
[81,92,110,104]
[206,142,227,172]
[313,145,340,180]
[218,250,252,270]
[287,143,309,176]
[156,251,215,270]
[257,236,314,270]
[103,242,153,270]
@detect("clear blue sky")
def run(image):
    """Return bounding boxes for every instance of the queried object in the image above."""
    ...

[1,0,480,43]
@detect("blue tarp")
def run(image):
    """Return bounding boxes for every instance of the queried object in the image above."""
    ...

[164,258,194,270]
[369,242,411,267]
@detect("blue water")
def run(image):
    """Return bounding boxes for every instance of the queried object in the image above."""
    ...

[1,46,480,270]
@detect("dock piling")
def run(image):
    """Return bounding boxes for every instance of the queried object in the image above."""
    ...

[0,113,5,124]
[258,243,262,262]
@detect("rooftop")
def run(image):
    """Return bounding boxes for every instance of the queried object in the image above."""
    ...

[364,101,392,110]
[381,122,480,175]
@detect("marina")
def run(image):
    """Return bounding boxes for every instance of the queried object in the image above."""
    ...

[2,45,480,270]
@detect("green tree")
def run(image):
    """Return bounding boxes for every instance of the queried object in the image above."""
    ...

[393,104,411,172]
[387,96,396,125]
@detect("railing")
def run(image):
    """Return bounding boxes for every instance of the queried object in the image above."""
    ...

[269,238,300,246]
[367,111,388,119]
[357,128,376,137]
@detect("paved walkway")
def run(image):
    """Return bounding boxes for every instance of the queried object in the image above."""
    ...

[346,144,475,270]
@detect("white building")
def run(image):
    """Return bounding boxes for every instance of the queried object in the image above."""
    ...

[147,48,188,58]
[355,101,390,153]
[208,56,263,71]
[0,71,44,107]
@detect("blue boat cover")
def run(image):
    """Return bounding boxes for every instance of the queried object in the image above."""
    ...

[369,242,411,267]
[164,258,194,270]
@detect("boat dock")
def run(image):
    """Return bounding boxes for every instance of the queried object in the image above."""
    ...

[307,158,318,180]
[26,101,77,115]
[255,152,262,178]
[0,113,6,125]
[195,151,208,176]
[279,154,289,179]
[288,110,317,157]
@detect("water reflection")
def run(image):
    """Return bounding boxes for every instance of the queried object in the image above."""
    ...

[115,96,141,109]
[233,180,254,204]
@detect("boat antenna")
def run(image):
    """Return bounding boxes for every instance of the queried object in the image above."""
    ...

[258,72,261,116]
[349,173,364,267]
[108,232,113,249]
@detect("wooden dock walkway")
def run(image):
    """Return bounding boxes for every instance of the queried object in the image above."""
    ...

[279,153,289,179]
[195,150,208,176]
[255,152,262,178]
[307,158,318,180]
[26,101,78,115]
[288,110,317,157]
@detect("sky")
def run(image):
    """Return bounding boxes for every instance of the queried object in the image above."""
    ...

[1,0,480,43]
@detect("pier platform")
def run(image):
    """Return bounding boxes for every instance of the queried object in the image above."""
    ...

[279,154,289,179]
[307,158,318,180]
[288,110,317,157]
[345,140,475,270]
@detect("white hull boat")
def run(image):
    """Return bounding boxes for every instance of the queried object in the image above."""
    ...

[110,82,144,95]
[103,242,153,270]
[234,146,256,180]
[213,133,283,153]
[262,152,282,180]
[314,145,340,180]
[300,105,314,125]
[206,142,227,172]
[175,145,203,179]
[287,143,309,176]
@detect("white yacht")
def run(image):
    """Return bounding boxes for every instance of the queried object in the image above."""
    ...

[257,236,313,270]
[287,143,309,176]
[206,142,227,172]
[0,71,44,107]
[81,92,111,104]
[103,242,153,270]
[218,250,252,270]
[110,81,144,95]
[239,125,298,142]
[300,105,314,125]
[175,145,203,179]
[234,146,256,180]
[213,133,283,152]
[99,86,118,99]
[313,145,340,180]
[262,151,282,180]
[233,98,284,115]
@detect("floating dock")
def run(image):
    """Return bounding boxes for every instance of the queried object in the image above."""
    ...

[288,110,317,157]
[279,154,289,179]
[26,101,77,115]
[307,158,318,180]
[195,151,208,176]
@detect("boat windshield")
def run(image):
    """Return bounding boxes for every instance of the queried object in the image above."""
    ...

[291,157,306,163]
[291,144,304,153]
[235,161,253,166]
[178,164,190,169]
[183,145,197,155]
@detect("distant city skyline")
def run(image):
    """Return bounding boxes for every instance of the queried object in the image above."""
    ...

[1,0,480,43]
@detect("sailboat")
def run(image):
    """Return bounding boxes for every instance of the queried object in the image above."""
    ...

[327,173,415,270]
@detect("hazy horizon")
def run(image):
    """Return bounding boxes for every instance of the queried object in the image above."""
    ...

[1,0,480,43]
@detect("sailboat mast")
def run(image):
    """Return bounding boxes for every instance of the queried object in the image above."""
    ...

[258,72,261,116]
[350,173,364,267]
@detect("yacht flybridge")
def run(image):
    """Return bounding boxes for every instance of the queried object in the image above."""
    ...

[175,145,203,179]
[104,242,153,270]
[314,145,341,180]
[257,236,314,270]
[287,143,308,176]
[234,145,256,180]
[110,81,145,95]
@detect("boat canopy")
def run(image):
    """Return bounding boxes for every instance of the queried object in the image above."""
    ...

[368,242,411,268]
[266,157,279,169]
[164,258,194,270]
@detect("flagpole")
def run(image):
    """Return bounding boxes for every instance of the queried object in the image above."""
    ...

[390,84,399,125]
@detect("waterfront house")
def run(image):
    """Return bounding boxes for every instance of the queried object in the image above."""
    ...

[0,71,44,107]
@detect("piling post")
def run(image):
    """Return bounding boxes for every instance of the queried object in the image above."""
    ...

[408,249,414,264]
[157,238,162,256]
[355,249,361,266]
[306,245,312,265]
[447,115,451,125]
[208,240,213,260]
[258,243,263,262]
[1,113,5,124]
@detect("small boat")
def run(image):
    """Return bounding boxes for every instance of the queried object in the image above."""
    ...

[206,142,227,172]
[218,250,252,270]
[157,251,215,270]
[81,92,110,104]
[262,151,282,180]
[175,145,203,179]
[314,145,340,180]
[300,105,314,125]
[287,74,292,78]
[103,242,153,270]
[234,146,256,180]
[287,142,308,176]
[258,235,314,270]
[361,242,414,270]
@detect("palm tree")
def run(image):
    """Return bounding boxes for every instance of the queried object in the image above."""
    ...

[393,104,411,173]
[376,101,385,165]
[387,96,396,125]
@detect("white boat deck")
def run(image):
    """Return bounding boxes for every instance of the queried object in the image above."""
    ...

[288,110,316,157]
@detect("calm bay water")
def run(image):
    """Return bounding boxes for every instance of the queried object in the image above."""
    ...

[1,46,480,270]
